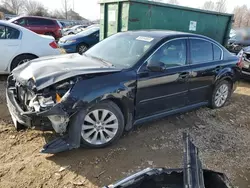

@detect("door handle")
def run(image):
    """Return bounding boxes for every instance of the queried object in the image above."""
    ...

[179,72,189,79]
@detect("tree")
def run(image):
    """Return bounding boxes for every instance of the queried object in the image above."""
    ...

[215,0,227,13]
[62,0,71,19]
[0,6,15,14]
[50,9,65,19]
[233,5,249,28]
[202,1,215,11]
[2,0,24,14]
[23,0,48,16]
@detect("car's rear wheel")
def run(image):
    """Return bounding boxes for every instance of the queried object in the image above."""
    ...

[211,80,232,109]
[77,43,88,54]
[10,54,37,71]
[80,101,124,148]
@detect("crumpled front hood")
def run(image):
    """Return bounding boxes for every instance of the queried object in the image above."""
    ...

[12,53,121,90]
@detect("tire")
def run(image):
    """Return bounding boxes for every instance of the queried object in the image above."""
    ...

[10,54,37,71]
[80,101,124,148]
[69,32,74,35]
[210,80,232,109]
[77,43,88,54]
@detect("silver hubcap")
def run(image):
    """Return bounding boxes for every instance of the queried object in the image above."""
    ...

[79,45,87,54]
[215,84,229,107]
[82,109,119,145]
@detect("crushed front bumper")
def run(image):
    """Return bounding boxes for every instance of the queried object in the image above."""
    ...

[6,84,82,154]
[6,88,32,128]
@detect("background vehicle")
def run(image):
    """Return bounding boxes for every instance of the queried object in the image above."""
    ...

[6,31,240,154]
[63,25,87,35]
[238,47,250,78]
[0,21,60,73]
[228,29,250,53]
[59,25,99,54]
[9,16,63,40]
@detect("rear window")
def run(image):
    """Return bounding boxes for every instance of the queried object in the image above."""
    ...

[213,44,222,61]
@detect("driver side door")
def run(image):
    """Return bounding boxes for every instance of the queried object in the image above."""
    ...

[135,38,190,120]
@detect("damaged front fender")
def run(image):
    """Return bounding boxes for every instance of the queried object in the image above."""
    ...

[41,70,137,154]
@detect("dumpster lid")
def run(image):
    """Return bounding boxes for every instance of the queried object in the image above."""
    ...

[99,0,233,17]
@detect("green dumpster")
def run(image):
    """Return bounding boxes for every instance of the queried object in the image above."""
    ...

[99,0,233,46]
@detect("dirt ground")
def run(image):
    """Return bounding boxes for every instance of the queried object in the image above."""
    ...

[0,80,250,188]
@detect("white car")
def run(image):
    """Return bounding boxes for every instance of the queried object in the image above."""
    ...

[0,20,61,73]
[63,25,87,36]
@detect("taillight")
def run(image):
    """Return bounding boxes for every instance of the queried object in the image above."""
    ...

[49,41,58,49]
[237,54,244,69]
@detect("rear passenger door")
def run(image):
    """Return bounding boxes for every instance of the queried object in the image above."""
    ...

[0,25,21,72]
[188,38,223,104]
[26,18,43,34]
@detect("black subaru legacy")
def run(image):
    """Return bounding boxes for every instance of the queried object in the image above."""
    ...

[6,30,241,154]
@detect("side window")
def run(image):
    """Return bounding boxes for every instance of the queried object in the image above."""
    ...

[27,18,40,26]
[6,27,20,39]
[149,39,187,68]
[41,19,55,25]
[0,25,6,39]
[16,18,26,26]
[190,39,213,64]
[213,44,222,61]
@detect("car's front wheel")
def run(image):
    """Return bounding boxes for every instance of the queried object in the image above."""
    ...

[80,101,124,148]
[77,44,88,54]
[211,80,232,109]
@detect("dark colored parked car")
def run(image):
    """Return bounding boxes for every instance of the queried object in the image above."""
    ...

[58,25,99,54]
[9,16,63,39]
[6,30,241,154]
[238,47,250,78]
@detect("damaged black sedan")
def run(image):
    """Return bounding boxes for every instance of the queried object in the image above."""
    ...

[6,31,240,154]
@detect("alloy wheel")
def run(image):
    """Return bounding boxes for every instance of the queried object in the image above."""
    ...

[82,109,119,145]
[78,45,88,54]
[214,84,229,107]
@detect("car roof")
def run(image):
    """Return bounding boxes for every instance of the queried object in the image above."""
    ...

[11,15,57,21]
[123,30,215,42]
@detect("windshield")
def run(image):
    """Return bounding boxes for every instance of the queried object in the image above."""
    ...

[77,27,99,36]
[85,32,158,68]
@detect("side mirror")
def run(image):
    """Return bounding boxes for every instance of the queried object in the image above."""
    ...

[147,60,166,72]
[13,21,18,24]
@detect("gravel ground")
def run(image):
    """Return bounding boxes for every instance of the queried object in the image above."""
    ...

[0,80,250,188]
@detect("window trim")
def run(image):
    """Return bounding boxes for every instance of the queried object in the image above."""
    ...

[0,25,6,39]
[137,37,189,73]
[189,37,224,65]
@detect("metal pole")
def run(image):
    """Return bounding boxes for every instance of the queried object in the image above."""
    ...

[65,0,68,19]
